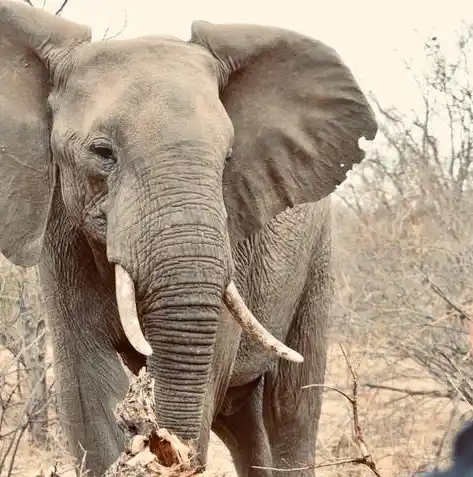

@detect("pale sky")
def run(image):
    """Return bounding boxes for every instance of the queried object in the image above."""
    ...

[39,0,473,117]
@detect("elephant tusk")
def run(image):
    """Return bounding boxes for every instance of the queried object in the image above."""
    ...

[223,281,304,364]
[115,265,153,357]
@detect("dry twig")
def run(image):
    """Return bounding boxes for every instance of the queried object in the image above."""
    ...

[252,344,382,475]
[302,344,383,476]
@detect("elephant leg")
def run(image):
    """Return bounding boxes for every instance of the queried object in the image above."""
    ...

[262,250,331,476]
[49,335,129,476]
[213,378,273,477]
[39,197,130,476]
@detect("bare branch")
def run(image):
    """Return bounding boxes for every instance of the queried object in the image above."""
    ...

[364,383,454,399]
[102,9,128,41]
[416,267,471,322]
[54,0,69,16]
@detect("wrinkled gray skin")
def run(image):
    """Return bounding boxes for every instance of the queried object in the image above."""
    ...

[0,2,377,476]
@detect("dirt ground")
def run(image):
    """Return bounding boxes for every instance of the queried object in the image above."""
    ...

[6,342,469,477]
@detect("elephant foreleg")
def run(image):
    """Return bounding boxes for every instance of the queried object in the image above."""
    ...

[50,336,128,475]
[39,198,129,477]
[262,247,331,476]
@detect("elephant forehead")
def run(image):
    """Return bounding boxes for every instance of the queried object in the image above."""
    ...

[71,36,217,88]
[52,36,226,143]
[64,38,218,105]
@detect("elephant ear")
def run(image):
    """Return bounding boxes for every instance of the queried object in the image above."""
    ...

[0,1,90,266]
[191,21,377,243]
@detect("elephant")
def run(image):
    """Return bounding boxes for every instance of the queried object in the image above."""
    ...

[0,1,377,476]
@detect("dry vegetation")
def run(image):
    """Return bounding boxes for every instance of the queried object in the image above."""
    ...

[2,4,473,477]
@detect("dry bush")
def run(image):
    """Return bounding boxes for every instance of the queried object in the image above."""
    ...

[326,22,473,476]
[0,258,62,477]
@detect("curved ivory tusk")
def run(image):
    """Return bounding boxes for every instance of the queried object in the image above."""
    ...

[115,265,153,357]
[223,281,304,363]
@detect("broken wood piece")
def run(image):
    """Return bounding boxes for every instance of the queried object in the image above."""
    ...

[103,367,207,476]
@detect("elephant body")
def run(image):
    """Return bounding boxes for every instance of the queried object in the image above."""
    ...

[0,2,377,476]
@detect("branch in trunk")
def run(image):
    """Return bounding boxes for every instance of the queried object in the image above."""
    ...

[104,368,208,476]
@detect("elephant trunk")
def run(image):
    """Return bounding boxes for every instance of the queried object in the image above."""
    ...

[107,155,302,440]
[105,155,231,439]
[144,220,228,438]
[144,244,224,437]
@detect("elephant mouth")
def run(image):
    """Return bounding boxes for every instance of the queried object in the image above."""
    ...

[114,264,304,363]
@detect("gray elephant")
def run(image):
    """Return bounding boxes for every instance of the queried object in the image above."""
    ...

[0,2,377,476]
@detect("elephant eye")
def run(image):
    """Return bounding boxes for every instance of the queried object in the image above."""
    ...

[90,142,117,169]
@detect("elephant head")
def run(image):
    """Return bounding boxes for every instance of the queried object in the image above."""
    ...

[0,1,377,442]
